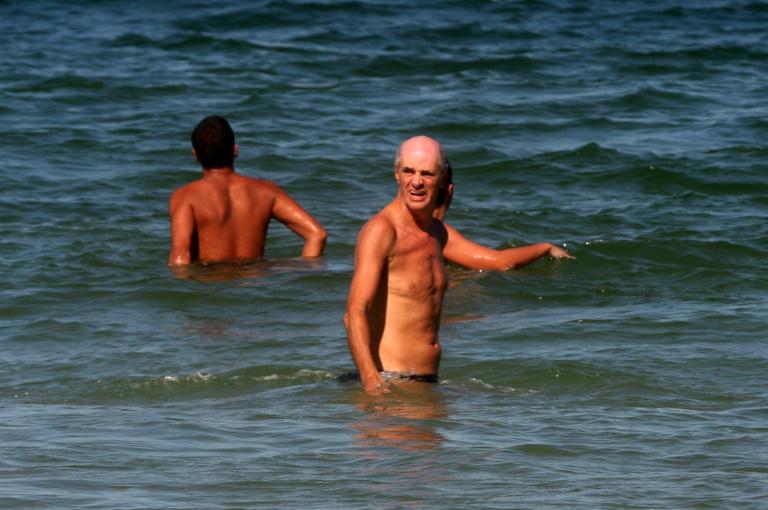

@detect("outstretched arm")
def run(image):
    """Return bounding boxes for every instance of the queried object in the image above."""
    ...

[168,190,195,266]
[271,185,328,258]
[442,222,573,271]
[344,218,393,393]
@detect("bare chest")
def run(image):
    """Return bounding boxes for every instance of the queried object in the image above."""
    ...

[388,230,447,299]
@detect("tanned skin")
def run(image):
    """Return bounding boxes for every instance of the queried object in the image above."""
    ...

[345,136,450,393]
[345,136,572,393]
[434,181,573,271]
[168,122,326,266]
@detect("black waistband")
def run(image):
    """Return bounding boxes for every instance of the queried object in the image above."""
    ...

[338,371,439,383]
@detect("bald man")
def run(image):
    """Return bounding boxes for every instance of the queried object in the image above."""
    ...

[344,136,571,393]
[168,116,327,266]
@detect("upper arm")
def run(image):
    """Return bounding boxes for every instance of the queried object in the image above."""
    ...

[168,190,195,265]
[443,222,510,271]
[270,183,326,240]
[347,218,394,312]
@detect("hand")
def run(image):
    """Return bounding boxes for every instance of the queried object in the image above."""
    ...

[363,381,390,395]
[549,245,574,259]
[362,373,389,394]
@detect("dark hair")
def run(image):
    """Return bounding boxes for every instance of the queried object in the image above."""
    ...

[191,115,235,169]
[436,159,453,207]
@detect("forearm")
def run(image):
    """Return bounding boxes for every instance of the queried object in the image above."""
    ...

[301,228,328,258]
[168,234,192,265]
[345,309,383,391]
[499,243,555,269]
[168,253,191,266]
[168,196,194,266]
[444,222,558,271]
[271,188,327,258]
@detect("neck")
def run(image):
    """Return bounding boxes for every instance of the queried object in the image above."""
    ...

[202,166,234,176]
[395,197,433,231]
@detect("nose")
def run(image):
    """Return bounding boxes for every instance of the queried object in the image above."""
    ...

[412,173,424,187]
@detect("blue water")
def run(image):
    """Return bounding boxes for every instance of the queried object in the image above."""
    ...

[1,1,767,508]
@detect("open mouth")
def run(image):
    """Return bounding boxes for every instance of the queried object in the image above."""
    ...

[409,189,427,201]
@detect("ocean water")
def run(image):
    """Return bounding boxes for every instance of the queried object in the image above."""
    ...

[1,0,767,508]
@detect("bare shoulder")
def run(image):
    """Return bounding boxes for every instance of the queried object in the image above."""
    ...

[169,180,201,208]
[175,175,217,194]
[357,211,396,253]
[235,174,284,198]
[238,174,278,189]
[361,211,396,238]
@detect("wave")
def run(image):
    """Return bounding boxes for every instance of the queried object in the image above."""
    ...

[601,86,715,111]
[479,143,768,195]
[11,367,340,405]
[355,53,540,78]
[11,74,106,93]
[637,44,768,63]
[444,350,768,404]
[443,359,676,398]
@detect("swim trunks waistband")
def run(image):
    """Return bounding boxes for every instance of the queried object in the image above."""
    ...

[380,371,439,383]
[338,371,439,383]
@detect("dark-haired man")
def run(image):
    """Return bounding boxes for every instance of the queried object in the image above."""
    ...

[168,115,327,266]
[344,136,571,393]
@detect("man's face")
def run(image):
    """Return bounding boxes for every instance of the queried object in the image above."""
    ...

[395,147,443,213]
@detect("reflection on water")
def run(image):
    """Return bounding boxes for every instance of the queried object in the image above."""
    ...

[351,381,449,452]
[168,258,327,283]
[168,260,270,283]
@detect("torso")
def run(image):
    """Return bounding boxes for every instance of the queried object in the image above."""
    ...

[371,202,448,375]
[184,172,275,262]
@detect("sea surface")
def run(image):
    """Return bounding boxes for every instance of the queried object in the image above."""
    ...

[1,1,767,508]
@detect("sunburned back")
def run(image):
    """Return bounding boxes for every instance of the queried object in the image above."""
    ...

[190,173,274,261]
[374,205,448,374]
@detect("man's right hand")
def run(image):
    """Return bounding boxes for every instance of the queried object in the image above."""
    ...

[548,244,575,259]
[362,373,389,394]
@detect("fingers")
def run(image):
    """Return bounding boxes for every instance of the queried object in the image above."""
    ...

[364,382,390,395]
[549,246,575,259]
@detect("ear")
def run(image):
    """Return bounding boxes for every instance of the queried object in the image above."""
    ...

[434,182,453,220]
[433,204,447,221]
[444,183,454,209]
[393,165,401,183]
[192,148,201,162]
[233,144,239,159]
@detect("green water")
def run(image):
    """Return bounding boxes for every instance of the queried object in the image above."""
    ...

[1,1,767,508]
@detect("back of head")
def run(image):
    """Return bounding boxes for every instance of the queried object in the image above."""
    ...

[191,115,235,169]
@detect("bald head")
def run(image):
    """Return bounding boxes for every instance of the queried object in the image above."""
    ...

[394,136,452,209]
[394,136,449,174]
